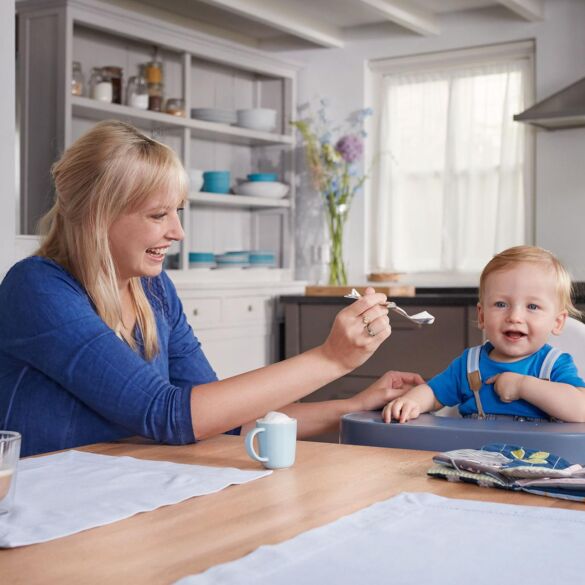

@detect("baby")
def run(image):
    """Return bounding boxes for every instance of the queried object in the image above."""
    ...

[383,246,585,424]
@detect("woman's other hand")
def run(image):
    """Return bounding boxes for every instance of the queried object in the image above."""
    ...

[350,370,426,412]
[320,287,391,373]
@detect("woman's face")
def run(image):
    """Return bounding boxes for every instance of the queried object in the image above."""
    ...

[109,191,184,286]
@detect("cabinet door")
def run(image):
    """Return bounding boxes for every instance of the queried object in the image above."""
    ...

[198,329,272,379]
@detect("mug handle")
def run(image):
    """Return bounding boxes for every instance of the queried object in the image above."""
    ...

[245,428,268,463]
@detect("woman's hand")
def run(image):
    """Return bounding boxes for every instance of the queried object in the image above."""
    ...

[320,287,391,373]
[350,370,426,412]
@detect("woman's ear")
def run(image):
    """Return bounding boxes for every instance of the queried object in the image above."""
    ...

[477,302,485,330]
[551,310,568,336]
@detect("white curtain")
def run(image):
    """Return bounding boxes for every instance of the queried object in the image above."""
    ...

[370,58,530,273]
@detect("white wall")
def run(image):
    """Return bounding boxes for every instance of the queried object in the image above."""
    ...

[283,0,585,282]
[0,1,16,278]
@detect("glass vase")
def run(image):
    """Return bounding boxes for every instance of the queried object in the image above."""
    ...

[326,209,348,286]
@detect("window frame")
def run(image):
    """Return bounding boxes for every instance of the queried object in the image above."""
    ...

[364,40,536,277]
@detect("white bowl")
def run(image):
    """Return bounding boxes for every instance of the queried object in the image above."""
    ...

[188,169,204,192]
[236,108,277,132]
[234,181,289,199]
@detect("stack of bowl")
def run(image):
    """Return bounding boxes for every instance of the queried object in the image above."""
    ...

[189,252,216,269]
[234,173,289,199]
[249,251,277,268]
[202,171,231,194]
[215,251,250,269]
[236,108,277,132]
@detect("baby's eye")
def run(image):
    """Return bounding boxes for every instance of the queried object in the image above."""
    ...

[494,301,507,308]
[527,303,539,310]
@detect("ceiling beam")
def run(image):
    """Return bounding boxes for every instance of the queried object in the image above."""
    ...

[356,0,439,36]
[193,0,345,48]
[495,0,545,21]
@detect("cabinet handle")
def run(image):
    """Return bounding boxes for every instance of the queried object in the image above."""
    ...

[247,305,253,312]
[193,308,199,316]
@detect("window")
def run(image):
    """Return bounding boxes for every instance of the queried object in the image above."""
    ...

[366,41,534,273]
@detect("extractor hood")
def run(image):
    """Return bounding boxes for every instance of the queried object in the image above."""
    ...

[514,76,585,130]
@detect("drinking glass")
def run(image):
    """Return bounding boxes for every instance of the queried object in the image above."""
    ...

[0,431,21,515]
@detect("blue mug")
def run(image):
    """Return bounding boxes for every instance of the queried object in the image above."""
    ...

[245,417,297,469]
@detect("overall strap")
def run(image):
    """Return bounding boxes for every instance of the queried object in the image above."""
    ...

[466,344,486,419]
[539,347,562,381]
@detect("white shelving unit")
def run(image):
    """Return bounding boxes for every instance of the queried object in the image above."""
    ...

[71,96,295,147]
[17,0,300,278]
[188,193,291,209]
[17,0,306,377]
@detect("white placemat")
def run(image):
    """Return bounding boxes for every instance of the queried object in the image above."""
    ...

[175,491,585,585]
[0,450,270,548]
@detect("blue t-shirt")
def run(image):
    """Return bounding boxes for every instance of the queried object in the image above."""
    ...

[428,342,585,418]
[0,256,221,456]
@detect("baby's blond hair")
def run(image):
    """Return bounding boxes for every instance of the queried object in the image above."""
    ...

[479,245,581,318]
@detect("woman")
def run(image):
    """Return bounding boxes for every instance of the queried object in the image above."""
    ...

[0,121,422,456]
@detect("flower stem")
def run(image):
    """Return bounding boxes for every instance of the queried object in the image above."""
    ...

[327,203,348,286]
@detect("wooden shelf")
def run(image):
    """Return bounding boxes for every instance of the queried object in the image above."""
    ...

[188,193,291,209]
[72,97,294,146]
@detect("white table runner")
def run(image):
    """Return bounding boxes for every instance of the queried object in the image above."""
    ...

[175,491,585,585]
[0,450,270,548]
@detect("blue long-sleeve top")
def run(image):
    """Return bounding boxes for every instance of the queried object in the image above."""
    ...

[0,256,220,456]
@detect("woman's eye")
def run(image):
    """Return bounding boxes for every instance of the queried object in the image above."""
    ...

[495,301,507,308]
[527,303,539,310]
[151,213,166,220]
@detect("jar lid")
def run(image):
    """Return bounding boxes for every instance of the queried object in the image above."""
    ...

[102,66,123,75]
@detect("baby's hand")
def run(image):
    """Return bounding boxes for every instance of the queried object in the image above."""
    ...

[382,398,421,423]
[486,372,527,403]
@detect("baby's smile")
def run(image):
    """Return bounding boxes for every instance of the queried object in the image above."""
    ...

[503,330,527,341]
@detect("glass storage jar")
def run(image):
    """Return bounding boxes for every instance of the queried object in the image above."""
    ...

[101,66,123,104]
[126,74,149,110]
[89,67,112,102]
[148,82,164,112]
[71,61,84,96]
[165,98,185,117]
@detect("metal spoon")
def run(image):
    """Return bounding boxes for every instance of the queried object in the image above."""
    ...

[344,288,435,326]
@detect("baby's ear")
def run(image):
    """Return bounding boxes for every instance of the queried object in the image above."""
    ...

[551,309,568,336]
[476,302,485,330]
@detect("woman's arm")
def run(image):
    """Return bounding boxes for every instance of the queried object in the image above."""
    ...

[189,290,392,440]
[276,370,426,438]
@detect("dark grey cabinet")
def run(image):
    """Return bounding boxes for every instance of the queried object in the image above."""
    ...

[283,298,483,405]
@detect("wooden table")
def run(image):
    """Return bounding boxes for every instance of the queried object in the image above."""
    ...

[1,436,582,584]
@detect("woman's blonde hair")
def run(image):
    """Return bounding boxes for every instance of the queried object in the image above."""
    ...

[479,245,581,318]
[37,120,188,359]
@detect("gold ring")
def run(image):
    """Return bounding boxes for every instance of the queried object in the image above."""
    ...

[362,315,369,326]
[366,324,376,337]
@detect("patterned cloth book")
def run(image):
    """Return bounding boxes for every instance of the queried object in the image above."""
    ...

[428,443,585,501]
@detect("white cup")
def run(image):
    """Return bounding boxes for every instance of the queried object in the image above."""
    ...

[245,412,297,470]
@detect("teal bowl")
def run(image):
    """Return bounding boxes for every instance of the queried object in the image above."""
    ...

[247,173,278,182]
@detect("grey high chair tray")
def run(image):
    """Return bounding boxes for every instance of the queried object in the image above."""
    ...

[340,412,585,462]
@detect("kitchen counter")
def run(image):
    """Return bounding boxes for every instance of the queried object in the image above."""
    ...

[280,283,585,307]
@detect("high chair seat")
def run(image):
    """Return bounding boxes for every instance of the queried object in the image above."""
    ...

[340,411,585,462]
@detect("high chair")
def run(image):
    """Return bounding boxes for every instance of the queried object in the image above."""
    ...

[340,318,585,461]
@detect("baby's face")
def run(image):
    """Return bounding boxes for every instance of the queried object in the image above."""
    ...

[477,262,567,362]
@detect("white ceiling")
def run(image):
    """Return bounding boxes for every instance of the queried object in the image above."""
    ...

[125,0,545,49]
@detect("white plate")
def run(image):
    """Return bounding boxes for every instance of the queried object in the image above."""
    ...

[234,182,289,199]
[191,108,237,124]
